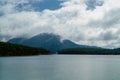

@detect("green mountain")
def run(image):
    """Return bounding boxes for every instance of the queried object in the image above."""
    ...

[0,42,49,56]
[58,48,120,55]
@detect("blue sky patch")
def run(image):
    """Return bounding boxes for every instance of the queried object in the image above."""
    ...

[16,0,64,12]
[85,0,104,11]
[0,12,4,16]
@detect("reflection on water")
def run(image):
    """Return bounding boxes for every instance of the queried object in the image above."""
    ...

[0,55,120,80]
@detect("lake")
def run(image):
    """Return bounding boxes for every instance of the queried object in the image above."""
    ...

[0,55,120,80]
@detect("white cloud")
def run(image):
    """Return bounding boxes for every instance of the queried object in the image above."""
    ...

[0,0,120,48]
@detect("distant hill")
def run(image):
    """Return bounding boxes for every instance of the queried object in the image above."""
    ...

[0,42,49,56]
[58,48,120,55]
[8,33,100,53]
[8,38,26,44]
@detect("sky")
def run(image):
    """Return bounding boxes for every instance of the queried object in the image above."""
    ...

[0,0,120,48]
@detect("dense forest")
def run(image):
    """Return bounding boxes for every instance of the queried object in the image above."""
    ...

[58,48,120,55]
[0,42,49,56]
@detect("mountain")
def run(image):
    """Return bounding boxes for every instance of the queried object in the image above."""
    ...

[8,33,61,53]
[8,33,100,53]
[61,40,98,49]
[0,42,49,56]
[8,38,26,44]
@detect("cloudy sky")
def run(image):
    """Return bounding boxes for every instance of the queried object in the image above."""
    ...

[0,0,120,48]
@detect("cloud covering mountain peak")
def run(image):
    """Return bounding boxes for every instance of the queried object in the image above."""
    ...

[0,0,120,48]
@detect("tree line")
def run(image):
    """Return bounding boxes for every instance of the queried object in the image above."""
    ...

[0,42,49,56]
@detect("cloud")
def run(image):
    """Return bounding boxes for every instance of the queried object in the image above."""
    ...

[85,0,104,10]
[0,0,120,48]
[0,0,34,14]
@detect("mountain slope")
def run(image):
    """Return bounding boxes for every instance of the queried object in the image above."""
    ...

[21,33,62,52]
[8,38,25,44]
[8,33,100,53]
[0,42,49,56]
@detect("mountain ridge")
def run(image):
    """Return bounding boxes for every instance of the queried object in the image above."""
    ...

[8,33,101,53]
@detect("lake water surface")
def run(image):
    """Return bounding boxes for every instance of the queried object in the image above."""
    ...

[0,55,120,80]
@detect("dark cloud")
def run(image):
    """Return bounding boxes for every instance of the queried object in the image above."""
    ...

[100,31,118,41]
[85,0,104,10]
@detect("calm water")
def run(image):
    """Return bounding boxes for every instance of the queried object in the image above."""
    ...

[0,55,120,80]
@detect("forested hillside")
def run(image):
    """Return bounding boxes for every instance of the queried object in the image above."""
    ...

[0,42,49,56]
[58,48,120,55]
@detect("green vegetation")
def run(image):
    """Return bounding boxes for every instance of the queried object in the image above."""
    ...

[58,48,120,55]
[0,42,49,56]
